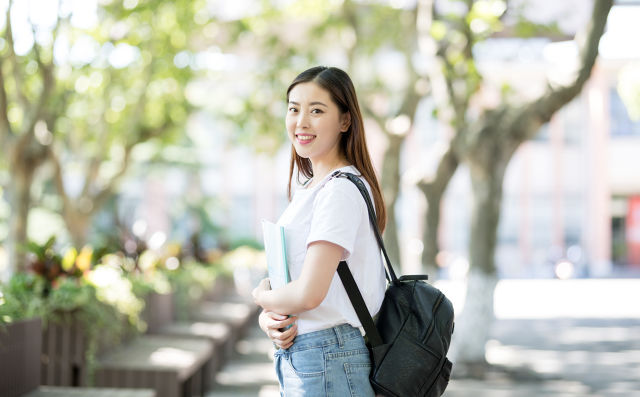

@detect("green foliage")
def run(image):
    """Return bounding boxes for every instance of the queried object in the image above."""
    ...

[164,260,222,321]
[0,273,46,325]
[0,0,213,256]
[229,237,264,251]
[23,237,98,291]
[513,17,563,39]
[49,0,203,170]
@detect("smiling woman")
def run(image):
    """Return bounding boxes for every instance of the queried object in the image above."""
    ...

[252,66,387,396]
[285,82,350,182]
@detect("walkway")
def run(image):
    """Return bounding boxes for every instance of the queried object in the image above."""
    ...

[207,279,640,397]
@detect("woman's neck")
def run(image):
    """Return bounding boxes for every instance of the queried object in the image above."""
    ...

[308,157,350,188]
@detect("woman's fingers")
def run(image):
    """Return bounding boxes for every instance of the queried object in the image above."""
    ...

[265,311,288,321]
[280,325,297,345]
[273,323,298,349]
[262,312,298,350]
[275,323,297,340]
[278,331,296,349]
[270,323,297,342]
[280,322,298,339]
[273,315,297,329]
[264,312,297,330]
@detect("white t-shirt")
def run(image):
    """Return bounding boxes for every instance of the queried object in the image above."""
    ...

[277,165,386,335]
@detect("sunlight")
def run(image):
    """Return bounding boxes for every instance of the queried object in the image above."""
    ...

[436,279,640,319]
[599,5,640,59]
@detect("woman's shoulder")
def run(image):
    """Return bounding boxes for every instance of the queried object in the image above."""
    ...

[314,168,367,209]
[323,166,364,192]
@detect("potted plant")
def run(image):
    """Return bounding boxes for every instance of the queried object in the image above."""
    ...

[0,273,44,397]
[24,238,144,386]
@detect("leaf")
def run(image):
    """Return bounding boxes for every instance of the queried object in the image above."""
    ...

[44,236,57,251]
[430,21,448,41]
[76,247,94,272]
[62,248,78,272]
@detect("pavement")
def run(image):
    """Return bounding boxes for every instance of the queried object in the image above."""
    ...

[206,279,640,397]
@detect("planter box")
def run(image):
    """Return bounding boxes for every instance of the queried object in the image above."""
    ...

[142,292,174,334]
[202,276,235,302]
[41,292,176,387]
[0,317,42,397]
[41,316,89,387]
[41,311,123,387]
[95,335,213,397]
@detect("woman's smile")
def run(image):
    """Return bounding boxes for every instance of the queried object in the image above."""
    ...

[296,133,316,145]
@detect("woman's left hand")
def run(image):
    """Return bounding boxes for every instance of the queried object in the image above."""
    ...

[252,278,271,306]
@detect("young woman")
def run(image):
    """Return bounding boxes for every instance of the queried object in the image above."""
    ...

[252,66,387,396]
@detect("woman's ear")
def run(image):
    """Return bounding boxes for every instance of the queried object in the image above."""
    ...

[340,112,351,132]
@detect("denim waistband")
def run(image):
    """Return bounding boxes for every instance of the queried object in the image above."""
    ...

[279,323,363,353]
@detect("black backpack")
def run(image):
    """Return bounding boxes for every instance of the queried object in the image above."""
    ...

[332,171,454,397]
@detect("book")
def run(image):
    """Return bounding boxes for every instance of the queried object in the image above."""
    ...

[261,219,291,290]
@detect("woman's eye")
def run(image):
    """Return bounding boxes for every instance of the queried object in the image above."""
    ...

[288,107,298,112]
[311,109,323,114]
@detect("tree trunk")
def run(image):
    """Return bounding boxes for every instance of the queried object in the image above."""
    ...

[6,164,36,273]
[451,151,507,376]
[65,211,92,248]
[418,144,459,277]
[381,134,403,266]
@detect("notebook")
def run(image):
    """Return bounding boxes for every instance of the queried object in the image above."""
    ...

[261,219,291,290]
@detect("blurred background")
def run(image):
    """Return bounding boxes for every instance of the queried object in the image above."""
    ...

[1,0,640,396]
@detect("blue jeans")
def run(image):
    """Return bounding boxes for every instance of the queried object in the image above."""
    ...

[274,323,375,397]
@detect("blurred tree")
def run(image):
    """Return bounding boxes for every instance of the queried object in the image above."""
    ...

[1,0,56,272]
[415,0,613,375]
[341,1,424,266]
[0,0,205,271]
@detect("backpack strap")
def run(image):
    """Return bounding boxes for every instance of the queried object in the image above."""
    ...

[328,171,400,348]
[337,261,383,347]
[330,171,398,283]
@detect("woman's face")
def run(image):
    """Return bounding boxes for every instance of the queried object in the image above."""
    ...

[286,82,349,164]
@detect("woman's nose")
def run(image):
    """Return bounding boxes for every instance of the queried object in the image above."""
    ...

[296,111,310,128]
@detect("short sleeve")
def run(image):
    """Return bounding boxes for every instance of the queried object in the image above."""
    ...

[306,179,364,260]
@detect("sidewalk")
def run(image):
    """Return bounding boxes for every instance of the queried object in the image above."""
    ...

[206,325,280,397]
[207,279,640,397]
[446,318,640,397]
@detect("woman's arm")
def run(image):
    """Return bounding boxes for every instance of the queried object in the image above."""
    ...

[253,240,343,314]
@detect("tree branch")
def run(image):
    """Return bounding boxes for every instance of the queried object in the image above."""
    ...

[91,144,133,212]
[517,0,613,141]
[342,0,359,68]
[0,57,12,146]
[418,139,460,192]
[90,120,170,213]
[24,9,59,139]
[4,1,29,110]
[48,146,72,215]
[396,8,421,119]
[417,0,460,128]
[417,139,460,270]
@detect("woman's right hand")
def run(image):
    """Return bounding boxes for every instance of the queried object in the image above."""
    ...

[258,309,298,350]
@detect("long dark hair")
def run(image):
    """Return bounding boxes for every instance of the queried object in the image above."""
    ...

[286,66,386,232]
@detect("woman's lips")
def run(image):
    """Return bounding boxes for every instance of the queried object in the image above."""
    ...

[296,134,316,145]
